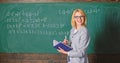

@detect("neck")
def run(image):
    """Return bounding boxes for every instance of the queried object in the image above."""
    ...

[76,24,83,30]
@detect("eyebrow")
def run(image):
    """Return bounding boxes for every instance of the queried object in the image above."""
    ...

[74,16,85,17]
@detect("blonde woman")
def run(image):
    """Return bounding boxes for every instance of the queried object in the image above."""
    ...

[57,9,90,63]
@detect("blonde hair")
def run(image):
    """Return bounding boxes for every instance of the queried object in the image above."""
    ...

[71,9,87,28]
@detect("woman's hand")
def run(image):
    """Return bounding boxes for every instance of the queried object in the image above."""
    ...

[62,39,68,45]
[57,47,68,55]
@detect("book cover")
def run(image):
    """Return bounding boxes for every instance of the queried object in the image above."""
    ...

[53,40,72,51]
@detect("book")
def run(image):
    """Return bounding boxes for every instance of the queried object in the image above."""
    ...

[53,40,72,51]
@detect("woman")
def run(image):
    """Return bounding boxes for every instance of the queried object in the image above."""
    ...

[57,9,90,63]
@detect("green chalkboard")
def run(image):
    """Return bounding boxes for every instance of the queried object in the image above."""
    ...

[0,2,120,54]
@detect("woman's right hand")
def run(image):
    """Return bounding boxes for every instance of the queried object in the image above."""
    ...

[62,39,68,45]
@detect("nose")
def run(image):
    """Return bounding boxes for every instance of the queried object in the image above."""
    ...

[77,17,82,20]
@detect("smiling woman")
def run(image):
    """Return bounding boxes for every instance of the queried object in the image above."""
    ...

[57,9,90,63]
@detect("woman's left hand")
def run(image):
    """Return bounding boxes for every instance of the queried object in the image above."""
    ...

[57,47,68,55]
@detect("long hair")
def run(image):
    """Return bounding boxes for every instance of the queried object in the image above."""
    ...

[71,9,87,28]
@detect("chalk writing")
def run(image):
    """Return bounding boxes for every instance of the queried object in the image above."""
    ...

[8,29,69,36]
[58,9,73,15]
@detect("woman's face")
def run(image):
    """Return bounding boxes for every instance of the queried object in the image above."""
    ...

[74,12,85,25]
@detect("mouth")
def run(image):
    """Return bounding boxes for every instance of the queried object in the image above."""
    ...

[77,20,82,24]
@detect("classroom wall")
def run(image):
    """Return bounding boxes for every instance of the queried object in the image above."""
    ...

[1,53,120,63]
[0,0,119,2]
[0,0,120,63]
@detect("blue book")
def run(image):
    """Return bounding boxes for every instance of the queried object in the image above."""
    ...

[53,40,72,51]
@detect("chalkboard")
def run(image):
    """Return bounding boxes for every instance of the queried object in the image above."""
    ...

[0,2,120,54]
